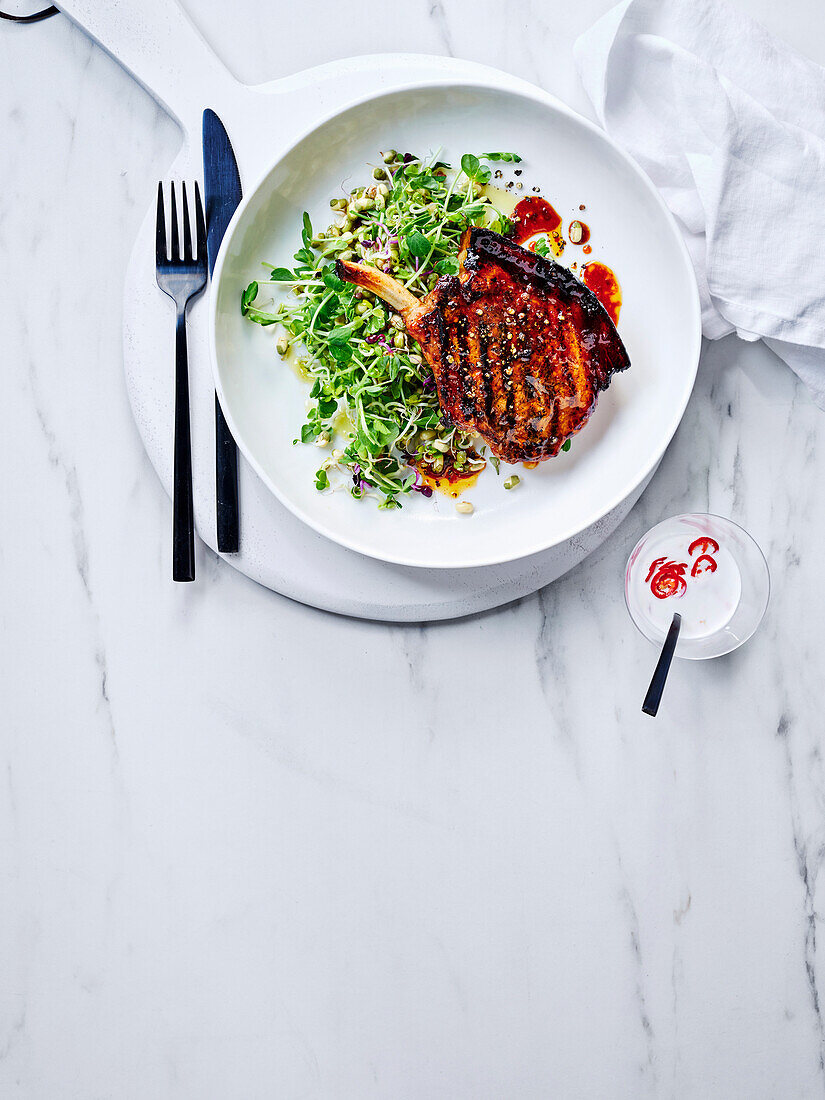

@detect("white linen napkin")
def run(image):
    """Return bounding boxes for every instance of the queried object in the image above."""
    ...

[574,0,825,406]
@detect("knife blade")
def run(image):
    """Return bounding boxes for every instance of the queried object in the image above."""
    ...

[203,107,241,553]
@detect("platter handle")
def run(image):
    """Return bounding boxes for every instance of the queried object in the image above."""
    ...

[56,0,239,135]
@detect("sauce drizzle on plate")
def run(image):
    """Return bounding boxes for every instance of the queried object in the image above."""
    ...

[510,197,562,244]
[416,456,484,498]
[582,261,622,325]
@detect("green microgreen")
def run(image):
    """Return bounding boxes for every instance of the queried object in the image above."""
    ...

[404,230,431,258]
[460,153,491,185]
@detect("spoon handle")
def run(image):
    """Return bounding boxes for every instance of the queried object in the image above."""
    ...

[642,612,681,717]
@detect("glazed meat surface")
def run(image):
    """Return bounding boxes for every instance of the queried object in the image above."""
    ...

[337,227,630,463]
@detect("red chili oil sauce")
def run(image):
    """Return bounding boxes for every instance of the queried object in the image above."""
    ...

[582,261,622,325]
[510,197,562,245]
[415,453,485,498]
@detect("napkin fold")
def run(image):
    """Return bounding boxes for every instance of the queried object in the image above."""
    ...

[575,0,825,406]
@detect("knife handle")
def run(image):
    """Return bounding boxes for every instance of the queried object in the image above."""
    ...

[215,394,239,553]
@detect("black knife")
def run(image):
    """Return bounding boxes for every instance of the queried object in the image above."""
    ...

[203,107,241,553]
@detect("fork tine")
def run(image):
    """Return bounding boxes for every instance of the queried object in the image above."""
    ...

[181,181,193,263]
[155,182,167,265]
[194,181,206,266]
[170,182,180,261]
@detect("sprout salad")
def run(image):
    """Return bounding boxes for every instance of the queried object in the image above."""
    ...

[241,150,521,510]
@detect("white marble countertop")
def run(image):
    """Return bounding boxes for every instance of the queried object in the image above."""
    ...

[3,1,825,1096]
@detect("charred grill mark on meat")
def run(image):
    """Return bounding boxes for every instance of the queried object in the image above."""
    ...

[453,310,475,421]
[478,319,494,426]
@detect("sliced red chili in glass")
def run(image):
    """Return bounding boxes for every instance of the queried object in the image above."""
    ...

[690,554,718,578]
[688,536,719,557]
[645,556,668,583]
[649,560,688,599]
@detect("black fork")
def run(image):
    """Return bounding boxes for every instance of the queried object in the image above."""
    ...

[155,181,207,581]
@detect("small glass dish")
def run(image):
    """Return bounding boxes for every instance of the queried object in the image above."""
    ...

[625,514,770,660]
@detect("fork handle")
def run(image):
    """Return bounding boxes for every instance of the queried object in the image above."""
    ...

[173,308,195,582]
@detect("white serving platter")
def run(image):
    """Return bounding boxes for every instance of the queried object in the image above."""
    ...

[58,0,700,618]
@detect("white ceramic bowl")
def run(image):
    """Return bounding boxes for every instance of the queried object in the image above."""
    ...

[211,81,702,569]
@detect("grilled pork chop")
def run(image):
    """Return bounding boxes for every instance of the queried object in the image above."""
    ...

[336,227,630,464]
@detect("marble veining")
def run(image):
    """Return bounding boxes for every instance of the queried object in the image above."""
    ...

[3,1,825,1097]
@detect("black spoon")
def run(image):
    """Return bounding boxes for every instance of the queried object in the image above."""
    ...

[642,612,681,717]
